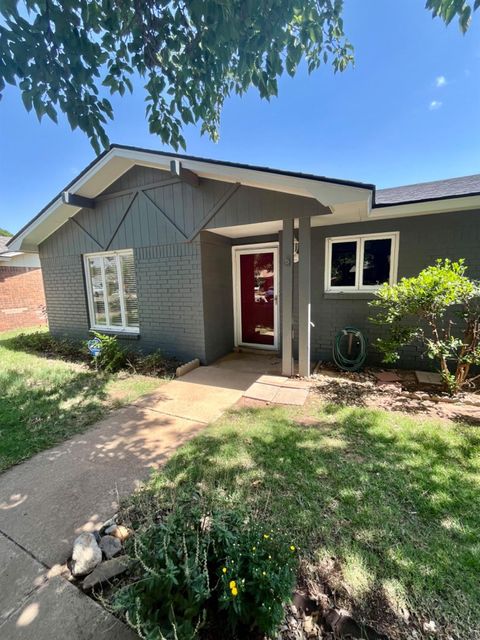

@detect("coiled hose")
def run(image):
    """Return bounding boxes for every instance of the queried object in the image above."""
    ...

[332,327,367,372]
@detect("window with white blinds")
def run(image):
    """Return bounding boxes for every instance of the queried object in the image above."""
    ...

[84,250,139,332]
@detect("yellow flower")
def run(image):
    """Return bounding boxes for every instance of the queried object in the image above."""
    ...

[263,534,269,539]
[252,546,256,551]
[229,580,236,589]
[268,555,272,559]
[231,586,238,596]
[262,571,266,576]
[222,567,227,574]
[290,545,296,552]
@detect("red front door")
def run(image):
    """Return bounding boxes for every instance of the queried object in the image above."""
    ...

[239,250,275,346]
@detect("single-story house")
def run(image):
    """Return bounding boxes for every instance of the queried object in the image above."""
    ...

[0,234,46,331]
[7,144,480,375]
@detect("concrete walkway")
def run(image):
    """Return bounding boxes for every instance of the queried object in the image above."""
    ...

[0,352,283,639]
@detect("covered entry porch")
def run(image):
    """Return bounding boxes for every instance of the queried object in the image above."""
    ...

[206,214,316,378]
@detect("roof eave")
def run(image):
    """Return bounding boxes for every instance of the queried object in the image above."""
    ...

[8,145,374,252]
[369,193,480,219]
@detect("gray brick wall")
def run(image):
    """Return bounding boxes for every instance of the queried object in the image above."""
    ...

[307,210,480,369]
[134,243,206,362]
[40,242,207,362]
[40,255,89,339]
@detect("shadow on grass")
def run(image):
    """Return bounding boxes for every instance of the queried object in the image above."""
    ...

[0,329,89,364]
[0,367,111,471]
[143,405,480,639]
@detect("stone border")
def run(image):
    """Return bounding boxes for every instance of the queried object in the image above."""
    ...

[176,358,200,377]
[398,390,480,407]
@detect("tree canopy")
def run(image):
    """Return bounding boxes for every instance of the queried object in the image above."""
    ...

[426,0,479,32]
[0,1,476,154]
[0,1,353,153]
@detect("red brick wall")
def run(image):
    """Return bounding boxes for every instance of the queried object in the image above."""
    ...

[0,266,47,331]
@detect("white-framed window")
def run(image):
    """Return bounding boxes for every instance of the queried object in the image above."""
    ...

[84,249,139,333]
[325,231,399,292]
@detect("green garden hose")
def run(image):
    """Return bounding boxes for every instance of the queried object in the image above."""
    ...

[332,327,367,372]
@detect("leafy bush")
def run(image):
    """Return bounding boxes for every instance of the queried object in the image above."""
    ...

[370,259,480,393]
[113,506,297,640]
[216,524,297,636]
[88,331,127,373]
[9,331,87,361]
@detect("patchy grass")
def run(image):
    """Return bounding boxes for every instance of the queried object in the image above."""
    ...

[126,399,480,639]
[0,327,164,472]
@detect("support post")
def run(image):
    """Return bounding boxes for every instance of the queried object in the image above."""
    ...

[281,218,294,376]
[298,216,311,377]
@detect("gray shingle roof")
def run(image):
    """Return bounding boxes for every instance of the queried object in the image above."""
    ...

[375,174,480,206]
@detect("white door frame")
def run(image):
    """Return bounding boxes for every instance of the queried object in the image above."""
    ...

[232,242,280,350]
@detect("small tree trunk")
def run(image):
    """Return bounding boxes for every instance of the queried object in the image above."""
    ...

[455,362,470,387]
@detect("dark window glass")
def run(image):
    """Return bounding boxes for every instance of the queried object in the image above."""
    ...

[362,239,392,286]
[330,241,357,287]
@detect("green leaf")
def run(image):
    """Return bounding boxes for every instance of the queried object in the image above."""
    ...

[0,0,354,152]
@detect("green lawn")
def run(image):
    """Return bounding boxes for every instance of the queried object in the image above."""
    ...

[0,327,164,472]
[128,399,480,639]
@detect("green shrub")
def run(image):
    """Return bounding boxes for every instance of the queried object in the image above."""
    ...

[113,506,297,640]
[88,332,127,373]
[370,259,480,394]
[216,523,297,636]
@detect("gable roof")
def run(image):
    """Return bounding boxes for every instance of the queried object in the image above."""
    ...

[7,144,374,252]
[375,173,480,206]
[7,143,480,252]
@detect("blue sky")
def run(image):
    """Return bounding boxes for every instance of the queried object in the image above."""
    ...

[1,0,480,234]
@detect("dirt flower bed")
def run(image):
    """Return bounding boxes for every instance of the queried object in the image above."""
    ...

[312,364,480,424]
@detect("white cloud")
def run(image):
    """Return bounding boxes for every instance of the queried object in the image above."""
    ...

[435,75,447,87]
[429,100,442,111]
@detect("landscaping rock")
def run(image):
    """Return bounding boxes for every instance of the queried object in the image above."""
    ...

[100,535,122,559]
[105,524,131,542]
[303,615,321,638]
[82,556,131,590]
[423,620,437,634]
[70,532,102,577]
[99,515,118,535]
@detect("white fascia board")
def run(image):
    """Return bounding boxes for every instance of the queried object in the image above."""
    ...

[110,147,372,206]
[370,194,480,219]
[8,198,70,251]
[9,150,131,251]
[11,146,372,251]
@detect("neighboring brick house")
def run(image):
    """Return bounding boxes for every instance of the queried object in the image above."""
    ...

[0,235,46,331]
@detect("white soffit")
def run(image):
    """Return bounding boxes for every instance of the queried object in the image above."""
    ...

[106,147,373,207]
[9,147,373,251]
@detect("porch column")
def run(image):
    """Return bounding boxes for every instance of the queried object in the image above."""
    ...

[281,218,294,376]
[298,216,311,377]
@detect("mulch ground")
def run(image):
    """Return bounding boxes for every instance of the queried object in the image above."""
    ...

[311,365,480,425]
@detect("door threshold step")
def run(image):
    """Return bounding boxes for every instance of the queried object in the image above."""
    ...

[233,346,280,356]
